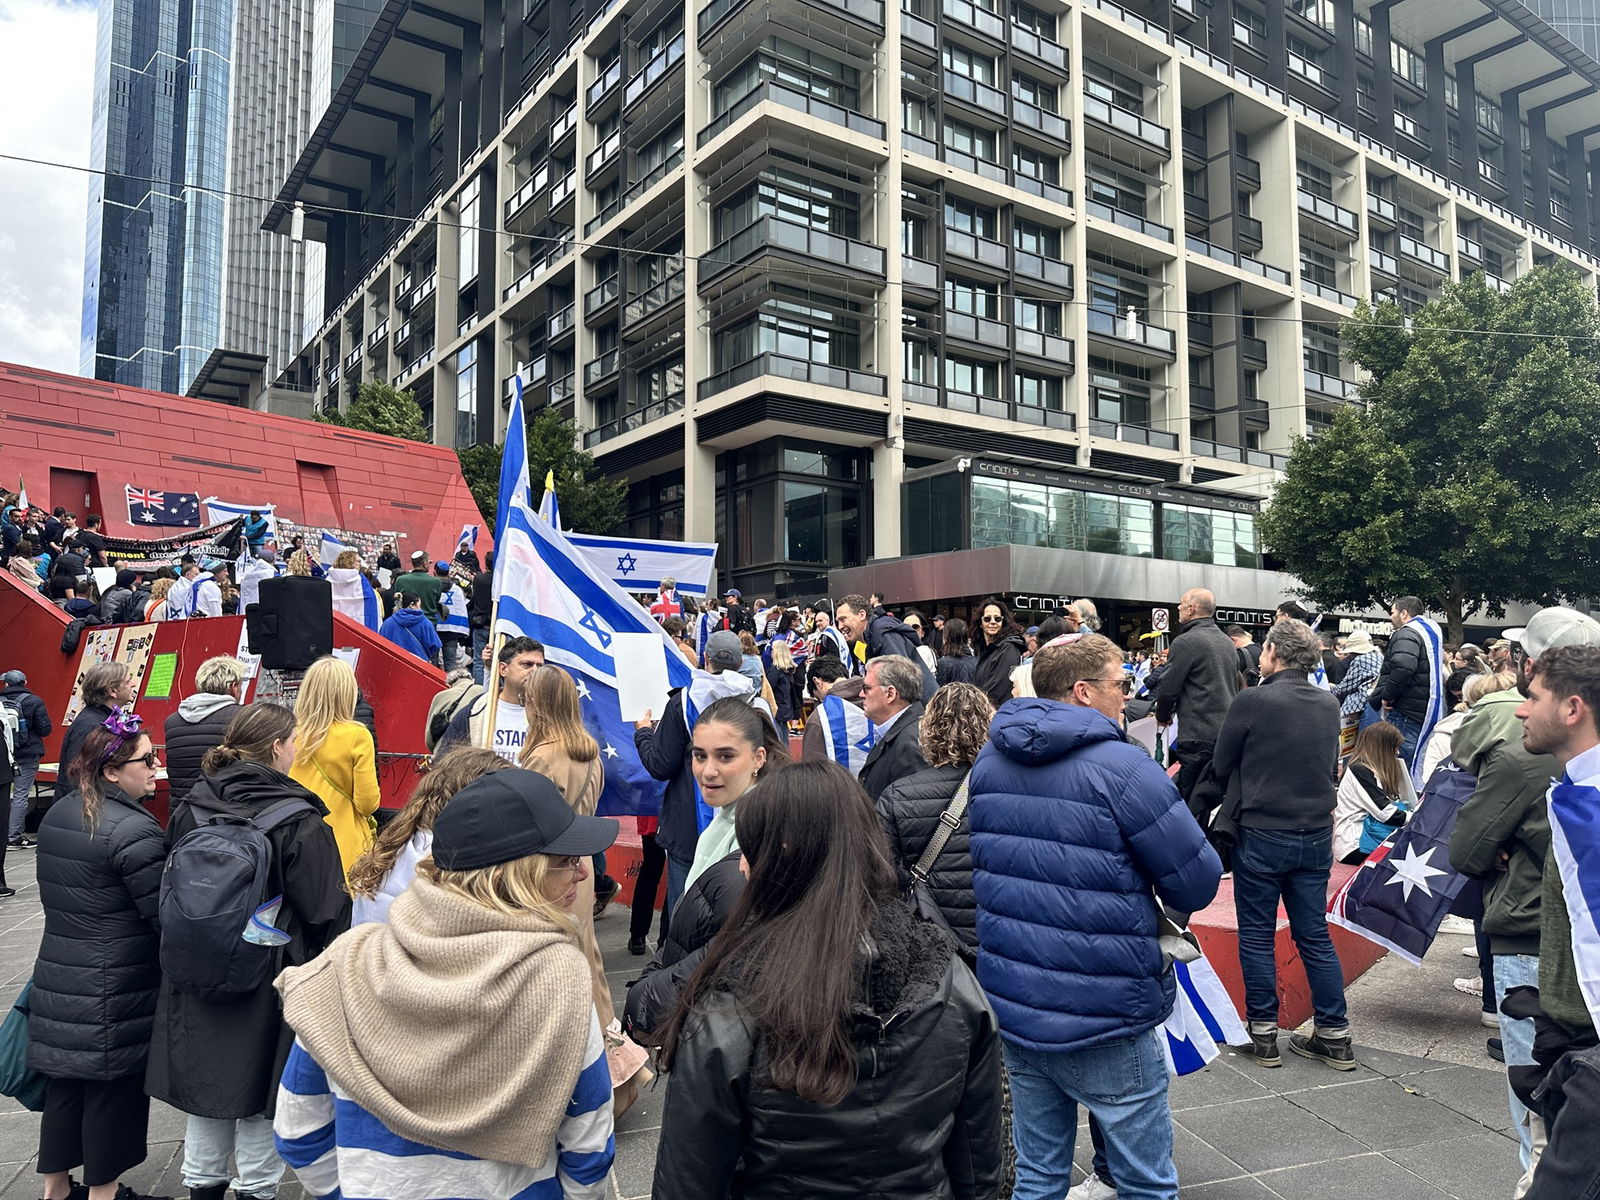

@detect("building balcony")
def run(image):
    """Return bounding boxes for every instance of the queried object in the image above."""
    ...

[584,348,621,386]
[1286,51,1328,90]
[902,9,937,50]
[623,266,687,330]
[1184,235,1290,285]
[585,274,620,317]
[1182,129,1207,163]
[1192,438,1288,470]
[401,348,434,379]
[1082,93,1170,154]
[1393,112,1421,141]
[550,371,576,405]
[584,392,686,447]
[1012,173,1074,209]
[1190,383,1214,411]
[904,256,938,289]
[550,105,578,149]
[1237,213,1265,252]
[367,319,389,350]
[1014,328,1075,365]
[345,348,361,372]
[1242,334,1267,366]
[703,214,886,285]
[910,383,1075,428]
[586,59,623,114]
[586,129,622,178]
[946,226,1009,271]
[548,303,577,342]
[1398,234,1449,275]
[1485,271,1513,294]
[942,0,1004,41]
[1304,367,1354,399]
[586,149,685,235]
[502,236,576,302]
[624,33,685,109]
[1008,22,1068,71]
[1457,234,1483,263]
[1300,277,1357,308]
[1478,159,1506,190]
[698,81,886,147]
[393,319,413,348]
[1086,306,1177,357]
[1238,154,1262,190]
[944,70,1008,114]
[945,310,1012,347]
[698,352,888,399]
[1011,97,1070,144]
[1086,198,1173,243]
[1089,418,1179,451]
[1367,192,1397,228]
[1014,249,1073,294]
[700,0,882,39]
[1369,246,1399,278]
[1296,189,1358,238]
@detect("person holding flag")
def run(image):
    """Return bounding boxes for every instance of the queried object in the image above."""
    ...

[1369,595,1447,786]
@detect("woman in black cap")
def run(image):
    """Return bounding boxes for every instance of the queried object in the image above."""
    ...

[273,769,618,1200]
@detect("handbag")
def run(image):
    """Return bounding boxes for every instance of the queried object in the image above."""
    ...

[906,773,972,940]
[0,978,49,1112]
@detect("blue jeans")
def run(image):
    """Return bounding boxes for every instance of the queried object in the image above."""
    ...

[9,760,38,839]
[1384,710,1424,772]
[1493,953,1539,1168]
[1004,1029,1177,1200]
[1233,828,1348,1029]
[471,626,490,685]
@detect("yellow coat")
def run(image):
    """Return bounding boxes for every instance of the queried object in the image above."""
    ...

[290,721,381,875]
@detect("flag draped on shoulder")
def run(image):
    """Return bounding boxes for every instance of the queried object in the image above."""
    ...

[1549,765,1600,1029]
[491,390,693,815]
[1328,759,1474,963]
[816,693,876,775]
[1406,615,1448,787]
[1161,954,1247,1076]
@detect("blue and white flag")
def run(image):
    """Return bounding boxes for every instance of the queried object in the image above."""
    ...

[318,532,351,567]
[457,523,479,553]
[1328,759,1474,963]
[1406,615,1448,787]
[565,532,719,597]
[492,477,695,816]
[203,499,278,535]
[1549,767,1600,1028]
[816,693,876,775]
[1162,955,1246,1076]
[496,381,534,556]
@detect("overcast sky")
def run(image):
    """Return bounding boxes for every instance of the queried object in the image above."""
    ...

[0,0,97,375]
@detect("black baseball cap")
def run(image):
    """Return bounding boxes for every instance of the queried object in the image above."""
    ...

[432,769,618,870]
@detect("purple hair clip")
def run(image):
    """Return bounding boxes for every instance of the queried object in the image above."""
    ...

[100,707,144,763]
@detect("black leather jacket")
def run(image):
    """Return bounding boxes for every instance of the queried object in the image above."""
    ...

[653,901,1004,1200]
[625,854,745,1044]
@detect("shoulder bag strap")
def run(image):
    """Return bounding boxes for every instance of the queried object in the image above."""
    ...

[911,772,972,885]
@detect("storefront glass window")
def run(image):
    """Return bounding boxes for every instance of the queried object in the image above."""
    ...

[783,480,860,564]
[968,478,1155,556]
[1163,503,1259,566]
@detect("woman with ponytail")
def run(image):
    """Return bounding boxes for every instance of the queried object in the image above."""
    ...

[146,703,351,1200]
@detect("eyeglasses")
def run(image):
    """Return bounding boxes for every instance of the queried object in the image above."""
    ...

[1083,677,1132,694]
[131,752,160,768]
[547,855,585,874]
[981,614,1003,623]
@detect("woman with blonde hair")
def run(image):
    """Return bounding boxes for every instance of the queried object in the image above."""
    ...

[1334,721,1417,863]
[290,656,381,874]
[348,746,509,924]
[326,548,380,630]
[274,770,617,1199]
[143,576,175,621]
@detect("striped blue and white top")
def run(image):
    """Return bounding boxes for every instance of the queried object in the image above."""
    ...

[274,1014,615,1200]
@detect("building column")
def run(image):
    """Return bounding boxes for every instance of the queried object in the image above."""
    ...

[872,442,904,560]
[1501,94,1525,213]
[1587,148,1600,255]
[1372,6,1398,143]
[1528,110,1553,233]
[1331,0,1358,128]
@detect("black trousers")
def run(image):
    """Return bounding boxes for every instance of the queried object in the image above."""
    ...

[1525,1045,1600,1199]
[630,831,668,941]
[38,1073,150,1186]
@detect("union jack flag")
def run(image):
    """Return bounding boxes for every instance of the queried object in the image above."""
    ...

[125,484,201,527]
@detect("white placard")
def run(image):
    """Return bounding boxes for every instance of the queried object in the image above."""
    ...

[1152,607,1170,632]
[612,631,671,723]
[92,566,117,597]
[333,647,361,671]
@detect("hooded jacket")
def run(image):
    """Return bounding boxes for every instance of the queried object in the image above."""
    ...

[1448,689,1554,956]
[146,761,350,1118]
[972,631,1026,709]
[0,682,52,764]
[380,606,443,663]
[969,698,1223,1053]
[163,693,245,803]
[653,901,1003,1200]
[866,613,939,700]
[1153,616,1241,745]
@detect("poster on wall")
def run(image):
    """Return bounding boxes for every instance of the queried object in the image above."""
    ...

[234,622,262,698]
[115,624,160,700]
[63,628,122,725]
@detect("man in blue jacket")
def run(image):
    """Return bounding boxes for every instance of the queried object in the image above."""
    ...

[970,633,1223,1200]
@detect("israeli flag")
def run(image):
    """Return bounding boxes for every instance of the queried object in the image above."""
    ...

[203,499,278,534]
[565,532,719,597]
[457,523,479,553]
[538,470,561,529]
[1407,615,1448,787]
[318,532,350,567]
[492,419,694,814]
[1161,954,1247,1077]
[1549,769,1600,1029]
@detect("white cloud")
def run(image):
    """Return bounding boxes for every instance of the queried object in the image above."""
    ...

[0,0,97,374]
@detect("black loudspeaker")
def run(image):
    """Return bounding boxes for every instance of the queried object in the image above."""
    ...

[246,576,334,670]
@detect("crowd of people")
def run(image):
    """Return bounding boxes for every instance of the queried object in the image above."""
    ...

[8,550,1600,1200]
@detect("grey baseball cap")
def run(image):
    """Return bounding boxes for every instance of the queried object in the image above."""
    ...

[1503,607,1600,658]
[705,630,744,670]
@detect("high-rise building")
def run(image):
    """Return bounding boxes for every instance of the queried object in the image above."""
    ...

[1526,0,1600,62]
[81,0,382,403]
[265,0,1600,617]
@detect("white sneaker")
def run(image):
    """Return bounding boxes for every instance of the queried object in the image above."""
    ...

[1438,914,1476,936]
[1453,976,1484,998]
[1066,1178,1118,1200]
[1481,1011,1500,1029]
[1461,944,1479,959]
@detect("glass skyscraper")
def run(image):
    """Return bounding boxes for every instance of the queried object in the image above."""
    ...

[1527,0,1600,62]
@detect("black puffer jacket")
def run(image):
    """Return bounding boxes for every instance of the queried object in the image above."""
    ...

[146,761,351,1119]
[0,683,52,763]
[30,787,165,1080]
[877,764,976,957]
[936,653,977,688]
[653,901,1003,1200]
[624,853,745,1044]
[973,632,1025,709]
[54,703,112,804]
[1371,621,1438,725]
[163,694,245,803]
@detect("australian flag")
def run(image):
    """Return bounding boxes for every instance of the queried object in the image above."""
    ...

[1328,760,1475,963]
[125,484,201,527]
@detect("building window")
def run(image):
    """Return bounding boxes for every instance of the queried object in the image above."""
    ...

[943,118,999,163]
[1013,217,1061,257]
[1011,71,1057,112]
[1086,157,1149,218]
[1300,245,1340,288]
[1088,356,1152,427]
[942,43,997,85]
[715,37,860,112]
[455,342,477,447]
[1011,0,1055,39]
[945,196,998,238]
[946,276,1002,319]
[1014,297,1061,333]
[715,168,859,239]
[944,355,1001,398]
[1084,59,1145,112]
[1296,159,1334,201]
[784,481,860,564]
[904,338,936,383]
[1014,370,1064,410]
[1303,322,1340,375]
[456,176,480,285]
[1012,143,1060,184]
[1163,503,1259,567]
[972,477,1155,556]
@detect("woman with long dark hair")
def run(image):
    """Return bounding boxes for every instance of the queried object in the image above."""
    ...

[972,598,1026,708]
[30,712,167,1200]
[653,761,1004,1199]
[146,703,350,1200]
[936,617,978,687]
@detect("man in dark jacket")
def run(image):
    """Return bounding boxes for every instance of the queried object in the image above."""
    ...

[1210,618,1350,1071]
[2,670,52,846]
[1448,682,1554,1170]
[163,656,246,803]
[1155,588,1241,808]
[1369,595,1446,776]
[970,633,1222,1200]
[469,551,494,685]
[856,655,928,803]
[56,661,137,804]
[836,593,939,698]
[717,588,755,637]
[99,568,139,624]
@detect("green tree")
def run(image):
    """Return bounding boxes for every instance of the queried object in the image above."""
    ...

[317,381,429,442]
[1259,265,1600,643]
[456,406,626,535]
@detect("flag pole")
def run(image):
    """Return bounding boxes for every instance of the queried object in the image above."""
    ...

[480,617,505,752]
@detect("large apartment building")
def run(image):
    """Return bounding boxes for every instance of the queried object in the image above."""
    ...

[264,0,1600,618]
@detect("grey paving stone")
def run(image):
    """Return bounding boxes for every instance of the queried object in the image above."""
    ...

[0,1109,40,1168]
[1177,1095,1367,1174]
[1386,1131,1525,1200]
[1177,1175,1282,1199]
[1283,1077,1490,1151]
[1169,1058,1275,1111]
[1256,1149,1453,1199]
[1396,1063,1519,1133]
[1172,1121,1250,1187]
[1345,1042,1455,1079]
[612,1127,660,1199]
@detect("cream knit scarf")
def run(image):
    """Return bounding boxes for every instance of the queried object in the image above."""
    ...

[276,874,595,1166]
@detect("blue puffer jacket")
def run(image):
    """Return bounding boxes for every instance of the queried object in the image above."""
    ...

[969,698,1223,1053]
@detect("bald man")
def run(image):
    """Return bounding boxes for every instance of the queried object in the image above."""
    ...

[1155,587,1243,811]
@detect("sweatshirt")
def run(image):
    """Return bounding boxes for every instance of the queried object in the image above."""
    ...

[380,608,442,663]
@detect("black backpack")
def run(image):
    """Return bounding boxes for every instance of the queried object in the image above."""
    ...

[158,799,317,1001]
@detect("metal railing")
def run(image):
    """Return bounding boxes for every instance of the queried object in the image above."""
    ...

[623,33,684,108]
[698,352,887,399]
[1089,418,1179,451]
[1082,93,1170,152]
[584,392,686,446]
[1086,306,1175,353]
[703,214,886,280]
[1086,199,1173,243]
[1304,368,1353,398]
[624,266,687,325]
[1296,189,1358,234]
[698,80,885,147]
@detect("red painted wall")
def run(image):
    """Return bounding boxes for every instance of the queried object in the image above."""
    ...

[0,361,489,560]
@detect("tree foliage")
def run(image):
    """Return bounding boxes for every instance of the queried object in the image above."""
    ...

[1258,265,1600,642]
[316,381,430,442]
[457,406,626,536]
